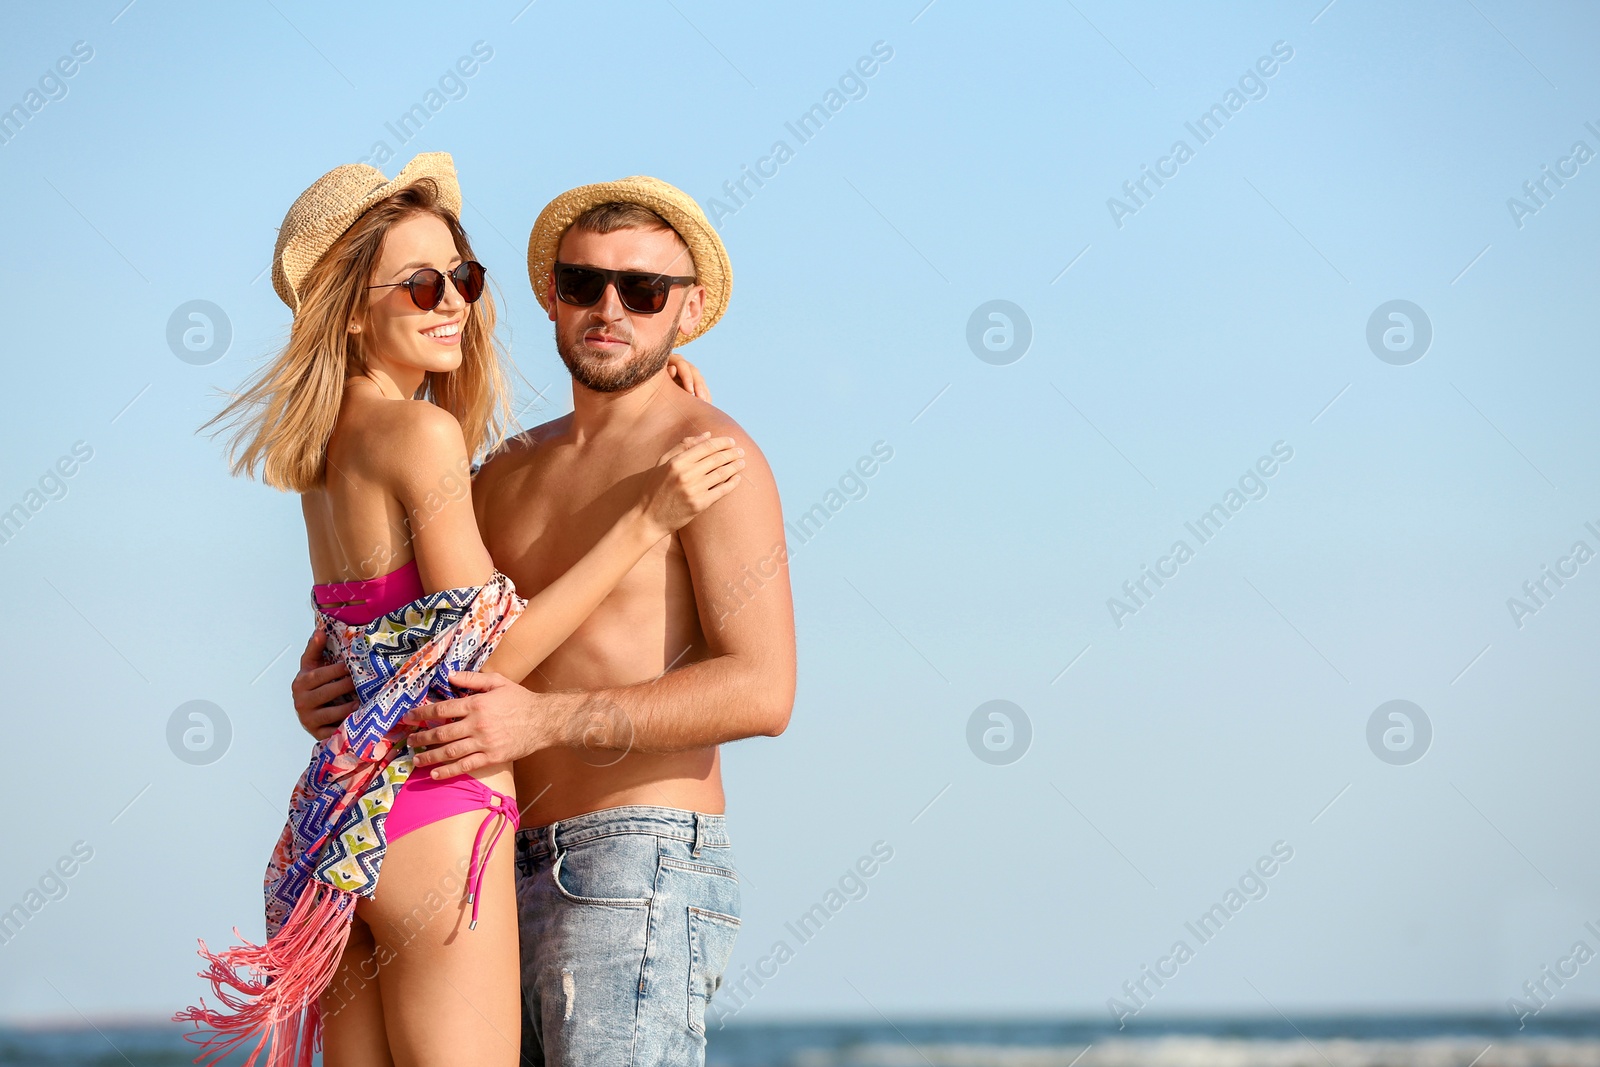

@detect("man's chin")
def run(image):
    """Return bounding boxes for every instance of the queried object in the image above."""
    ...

[560,342,672,394]
[574,342,630,364]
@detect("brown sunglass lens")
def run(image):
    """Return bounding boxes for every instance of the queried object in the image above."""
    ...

[557,267,607,306]
[407,269,447,310]
[454,261,486,303]
[617,275,670,313]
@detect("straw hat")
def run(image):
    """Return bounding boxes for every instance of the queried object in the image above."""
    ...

[527,176,731,343]
[272,152,461,312]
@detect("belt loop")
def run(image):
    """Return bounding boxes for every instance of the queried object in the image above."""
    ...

[547,819,559,856]
[691,812,704,858]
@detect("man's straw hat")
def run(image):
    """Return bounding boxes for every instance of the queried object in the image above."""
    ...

[272,152,461,312]
[527,176,731,343]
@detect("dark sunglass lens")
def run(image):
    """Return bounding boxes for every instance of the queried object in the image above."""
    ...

[617,274,669,314]
[557,266,606,306]
[455,261,486,303]
[409,269,447,310]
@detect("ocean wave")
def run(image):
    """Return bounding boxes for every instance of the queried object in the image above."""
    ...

[787,1037,1600,1067]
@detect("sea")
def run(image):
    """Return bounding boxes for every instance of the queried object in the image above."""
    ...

[3,1013,1599,1066]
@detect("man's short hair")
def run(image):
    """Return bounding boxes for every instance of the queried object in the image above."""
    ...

[571,201,670,234]
[567,202,695,278]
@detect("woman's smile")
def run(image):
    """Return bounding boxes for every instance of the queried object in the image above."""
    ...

[422,318,462,344]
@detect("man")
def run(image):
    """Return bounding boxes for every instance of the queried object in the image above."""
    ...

[291,176,795,1064]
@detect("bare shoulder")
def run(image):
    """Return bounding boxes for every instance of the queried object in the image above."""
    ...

[476,414,571,489]
[656,393,774,479]
[385,396,462,432]
[336,394,469,491]
[340,391,462,446]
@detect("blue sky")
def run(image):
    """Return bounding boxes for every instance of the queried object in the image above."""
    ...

[3,0,1599,1028]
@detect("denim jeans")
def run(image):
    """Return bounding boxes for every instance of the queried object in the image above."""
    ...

[515,805,742,1066]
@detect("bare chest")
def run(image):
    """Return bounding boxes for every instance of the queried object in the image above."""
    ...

[484,452,702,671]
[483,451,691,614]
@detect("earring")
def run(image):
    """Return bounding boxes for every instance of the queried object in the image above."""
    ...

[348,322,361,334]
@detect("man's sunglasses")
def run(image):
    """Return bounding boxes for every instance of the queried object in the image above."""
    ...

[367,260,487,311]
[553,263,696,315]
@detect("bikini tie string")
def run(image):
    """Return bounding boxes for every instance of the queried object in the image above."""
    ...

[465,791,518,931]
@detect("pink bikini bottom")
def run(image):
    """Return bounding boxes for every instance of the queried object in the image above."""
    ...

[387,772,518,929]
[312,559,518,929]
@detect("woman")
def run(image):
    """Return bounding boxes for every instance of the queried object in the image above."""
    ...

[176,153,739,1067]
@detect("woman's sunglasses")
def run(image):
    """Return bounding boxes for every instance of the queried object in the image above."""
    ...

[367,260,487,311]
[553,263,696,315]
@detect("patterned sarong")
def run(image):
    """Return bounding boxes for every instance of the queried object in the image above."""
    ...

[175,572,525,1067]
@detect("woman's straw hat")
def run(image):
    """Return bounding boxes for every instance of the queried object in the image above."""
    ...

[272,152,461,312]
[526,176,731,343]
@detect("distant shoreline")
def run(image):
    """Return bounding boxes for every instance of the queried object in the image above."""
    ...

[12,1014,1600,1067]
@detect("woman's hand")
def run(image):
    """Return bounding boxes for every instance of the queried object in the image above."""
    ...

[639,431,744,538]
[666,352,711,401]
[291,630,355,740]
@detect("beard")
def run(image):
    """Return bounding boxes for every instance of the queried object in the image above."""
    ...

[555,314,680,394]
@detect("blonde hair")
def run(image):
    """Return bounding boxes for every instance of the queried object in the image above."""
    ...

[206,179,512,493]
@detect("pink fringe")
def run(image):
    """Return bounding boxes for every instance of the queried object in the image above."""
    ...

[173,880,357,1067]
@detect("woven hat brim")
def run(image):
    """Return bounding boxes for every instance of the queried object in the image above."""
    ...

[273,152,462,311]
[526,177,731,343]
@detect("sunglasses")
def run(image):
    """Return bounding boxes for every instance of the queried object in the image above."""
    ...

[367,260,487,311]
[553,262,696,315]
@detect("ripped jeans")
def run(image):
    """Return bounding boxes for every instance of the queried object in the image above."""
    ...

[515,805,742,1067]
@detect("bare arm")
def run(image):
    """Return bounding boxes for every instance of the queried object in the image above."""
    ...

[481,431,744,682]
[290,402,742,735]
[397,403,746,675]
[407,427,795,776]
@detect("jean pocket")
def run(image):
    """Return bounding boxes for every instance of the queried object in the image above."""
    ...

[550,834,656,906]
[659,854,740,882]
[687,906,741,1035]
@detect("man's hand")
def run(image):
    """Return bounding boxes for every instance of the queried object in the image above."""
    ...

[291,630,356,740]
[404,671,561,779]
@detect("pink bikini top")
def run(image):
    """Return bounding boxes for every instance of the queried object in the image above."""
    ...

[312,559,425,625]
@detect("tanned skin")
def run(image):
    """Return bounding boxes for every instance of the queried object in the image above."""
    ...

[295,213,743,1067]
[294,221,794,833]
